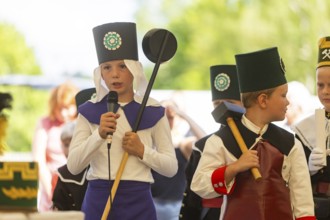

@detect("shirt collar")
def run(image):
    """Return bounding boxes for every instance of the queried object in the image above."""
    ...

[242,114,268,136]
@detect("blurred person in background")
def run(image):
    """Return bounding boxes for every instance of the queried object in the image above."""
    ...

[32,81,79,211]
[275,81,316,132]
[151,99,206,220]
[51,120,76,194]
[51,88,95,211]
[51,120,88,211]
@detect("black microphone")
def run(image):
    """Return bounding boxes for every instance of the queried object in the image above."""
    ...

[107,91,118,148]
[107,91,118,113]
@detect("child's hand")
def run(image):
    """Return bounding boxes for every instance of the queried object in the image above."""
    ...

[122,132,144,159]
[235,150,260,173]
[98,112,120,139]
[225,150,260,184]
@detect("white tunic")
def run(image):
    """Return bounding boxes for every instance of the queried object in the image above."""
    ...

[67,100,178,183]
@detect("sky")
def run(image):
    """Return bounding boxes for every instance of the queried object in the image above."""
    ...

[0,0,138,78]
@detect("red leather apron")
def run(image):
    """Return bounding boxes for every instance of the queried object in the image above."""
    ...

[223,141,293,220]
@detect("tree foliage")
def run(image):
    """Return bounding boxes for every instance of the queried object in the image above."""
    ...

[0,22,41,75]
[0,86,48,151]
[136,0,330,93]
[0,22,44,151]
[1,0,330,151]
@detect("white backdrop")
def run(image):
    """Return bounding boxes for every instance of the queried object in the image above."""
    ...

[151,90,219,135]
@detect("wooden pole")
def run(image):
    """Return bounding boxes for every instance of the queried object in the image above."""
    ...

[226,117,262,180]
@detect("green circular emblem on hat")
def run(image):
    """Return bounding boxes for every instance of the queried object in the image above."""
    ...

[103,32,122,50]
[214,73,230,91]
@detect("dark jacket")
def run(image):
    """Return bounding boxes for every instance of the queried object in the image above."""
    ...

[52,164,88,210]
[179,133,221,220]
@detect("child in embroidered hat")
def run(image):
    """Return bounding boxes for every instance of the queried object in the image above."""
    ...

[292,36,330,220]
[66,22,177,220]
[191,47,316,220]
[180,65,242,220]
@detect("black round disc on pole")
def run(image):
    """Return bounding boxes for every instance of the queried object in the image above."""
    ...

[142,28,177,63]
[132,28,177,132]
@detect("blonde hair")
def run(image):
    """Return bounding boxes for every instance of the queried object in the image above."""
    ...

[241,88,275,108]
[48,82,79,121]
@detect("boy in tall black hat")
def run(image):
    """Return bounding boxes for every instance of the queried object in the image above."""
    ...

[191,47,316,220]
[180,65,242,220]
[66,22,177,220]
[292,36,330,220]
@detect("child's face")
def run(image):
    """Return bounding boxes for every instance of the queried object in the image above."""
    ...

[101,60,134,102]
[316,66,330,112]
[266,84,289,122]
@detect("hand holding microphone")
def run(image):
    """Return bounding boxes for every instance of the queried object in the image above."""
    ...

[99,91,120,143]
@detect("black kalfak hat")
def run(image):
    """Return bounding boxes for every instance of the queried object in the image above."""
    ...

[210,65,240,101]
[235,47,287,93]
[93,22,138,64]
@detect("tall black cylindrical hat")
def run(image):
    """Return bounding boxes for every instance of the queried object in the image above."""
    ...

[210,65,240,101]
[92,22,138,64]
[235,47,287,93]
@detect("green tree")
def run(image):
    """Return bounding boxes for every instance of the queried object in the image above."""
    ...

[0,22,41,75]
[136,0,330,93]
[0,22,44,151]
[0,86,48,152]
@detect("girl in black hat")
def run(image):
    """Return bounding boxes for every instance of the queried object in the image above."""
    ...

[66,22,177,220]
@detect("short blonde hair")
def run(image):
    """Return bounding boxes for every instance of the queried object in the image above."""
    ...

[241,88,275,108]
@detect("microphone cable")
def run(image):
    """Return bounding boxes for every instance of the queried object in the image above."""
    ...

[107,136,113,219]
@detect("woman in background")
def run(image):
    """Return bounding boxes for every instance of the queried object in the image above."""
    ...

[32,81,78,211]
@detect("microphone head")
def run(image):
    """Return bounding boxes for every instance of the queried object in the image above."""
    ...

[107,91,119,113]
[107,91,118,104]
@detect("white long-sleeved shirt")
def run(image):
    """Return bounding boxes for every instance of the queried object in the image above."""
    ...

[191,115,315,220]
[67,103,178,183]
